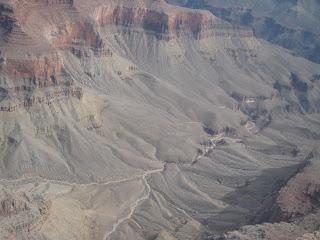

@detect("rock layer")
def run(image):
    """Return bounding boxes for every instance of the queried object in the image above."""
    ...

[0,0,319,240]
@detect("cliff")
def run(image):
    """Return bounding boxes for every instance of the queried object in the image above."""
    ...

[93,4,216,39]
[0,0,319,240]
[277,155,320,218]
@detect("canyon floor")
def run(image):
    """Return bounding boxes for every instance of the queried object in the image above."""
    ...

[0,0,320,239]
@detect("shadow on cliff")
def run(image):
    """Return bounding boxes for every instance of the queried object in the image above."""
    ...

[202,162,309,234]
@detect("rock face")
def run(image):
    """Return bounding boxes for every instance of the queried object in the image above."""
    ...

[277,155,320,218]
[94,4,215,39]
[2,55,62,87]
[169,0,320,63]
[214,155,320,240]
[0,0,319,240]
[0,188,51,239]
[0,191,29,216]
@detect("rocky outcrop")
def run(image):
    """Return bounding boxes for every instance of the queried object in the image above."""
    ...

[1,54,63,88]
[0,192,29,216]
[0,2,37,46]
[207,155,320,240]
[170,0,320,63]
[0,1,64,88]
[93,4,216,39]
[49,21,102,50]
[277,156,320,218]
[0,189,52,238]
[0,0,319,240]
[95,3,254,40]
[0,86,83,112]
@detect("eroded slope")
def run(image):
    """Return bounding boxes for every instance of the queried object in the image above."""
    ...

[0,0,319,239]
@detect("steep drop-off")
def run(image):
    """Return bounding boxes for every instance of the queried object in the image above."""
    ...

[168,0,320,63]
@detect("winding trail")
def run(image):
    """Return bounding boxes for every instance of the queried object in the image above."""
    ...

[0,165,165,240]
[0,167,163,188]
[103,166,165,240]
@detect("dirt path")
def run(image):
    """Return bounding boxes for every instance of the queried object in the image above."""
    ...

[0,167,163,187]
[0,165,165,240]
[104,166,165,240]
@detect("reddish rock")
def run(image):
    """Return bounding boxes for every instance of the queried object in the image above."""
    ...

[2,54,62,87]
[277,157,320,217]
[94,4,215,39]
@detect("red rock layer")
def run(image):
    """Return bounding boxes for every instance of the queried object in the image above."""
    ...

[50,21,102,49]
[0,0,252,89]
[277,157,320,217]
[94,4,215,39]
[2,54,62,88]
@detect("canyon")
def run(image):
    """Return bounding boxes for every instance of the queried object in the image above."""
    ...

[0,0,319,240]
